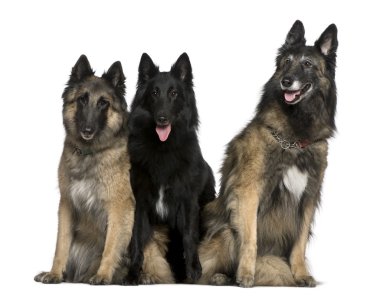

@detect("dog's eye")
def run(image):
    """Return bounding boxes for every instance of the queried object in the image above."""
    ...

[304,60,312,67]
[152,89,159,96]
[285,58,291,64]
[78,96,88,105]
[97,98,109,109]
[170,90,177,97]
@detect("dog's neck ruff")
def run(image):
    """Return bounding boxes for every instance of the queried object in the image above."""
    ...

[73,146,94,156]
[269,129,314,150]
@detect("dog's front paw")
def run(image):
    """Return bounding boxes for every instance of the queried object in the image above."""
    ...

[139,273,156,285]
[34,272,63,284]
[294,275,316,287]
[236,266,255,288]
[122,274,139,286]
[210,273,230,286]
[89,274,112,285]
[186,257,202,282]
[236,274,255,288]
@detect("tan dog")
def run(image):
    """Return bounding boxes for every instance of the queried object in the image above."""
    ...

[199,21,338,287]
[34,55,173,284]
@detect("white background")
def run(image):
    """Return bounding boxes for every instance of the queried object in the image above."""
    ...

[1,0,379,296]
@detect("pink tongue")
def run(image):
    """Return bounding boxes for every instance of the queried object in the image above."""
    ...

[284,90,301,102]
[156,124,172,142]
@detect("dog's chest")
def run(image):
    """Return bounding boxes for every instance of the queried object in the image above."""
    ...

[155,186,169,219]
[70,178,102,211]
[68,160,104,212]
[281,165,308,200]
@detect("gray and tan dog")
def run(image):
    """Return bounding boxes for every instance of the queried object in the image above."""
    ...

[34,55,173,285]
[199,20,338,287]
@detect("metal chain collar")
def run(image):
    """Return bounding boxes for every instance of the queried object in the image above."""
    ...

[270,130,302,150]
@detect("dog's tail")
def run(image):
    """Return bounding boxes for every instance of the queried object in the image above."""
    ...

[255,255,296,286]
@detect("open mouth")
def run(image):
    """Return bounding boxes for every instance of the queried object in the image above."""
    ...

[283,83,312,104]
[156,124,172,142]
[80,131,95,141]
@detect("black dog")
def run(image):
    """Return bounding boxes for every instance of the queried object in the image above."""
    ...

[127,53,216,283]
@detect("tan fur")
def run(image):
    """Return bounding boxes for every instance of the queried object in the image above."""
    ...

[289,148,327,287]
[289,201,316,287]
[35,134,135,284]
[254,256,295,286]
[198,228,236,284]
[199,108,330,287]
[35,65,136,284]
[39,197,73,283]
[200,23,336,286]
[141,227,175,284]
[226,127,266,287]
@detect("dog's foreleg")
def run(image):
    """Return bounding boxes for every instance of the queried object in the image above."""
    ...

[233,185,260,288]
[34,195,73,283]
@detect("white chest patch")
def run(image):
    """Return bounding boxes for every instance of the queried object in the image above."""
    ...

[70,179,99,211]
[156,186,168,219]
[283,166,308,200]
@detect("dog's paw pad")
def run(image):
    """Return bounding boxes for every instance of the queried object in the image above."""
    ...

[186,258,202,282]
[236,274,255,288]
[295,275,316,287]
[210,273,230,285]
[89,274,111,285]
[140,273,156,285]
[34,272,62,284]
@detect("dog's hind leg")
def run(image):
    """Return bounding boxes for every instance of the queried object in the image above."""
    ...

[254,256,295,286]
[198,228,235,285]
[141,227,174,284]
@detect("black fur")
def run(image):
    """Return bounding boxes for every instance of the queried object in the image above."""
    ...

[127,53,216,283]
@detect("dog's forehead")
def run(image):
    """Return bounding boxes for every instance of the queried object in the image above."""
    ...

[288,46,321,60]
[81,77,114,98]
[152,72,178,89]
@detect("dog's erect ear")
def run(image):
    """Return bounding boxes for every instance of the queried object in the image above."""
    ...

[138,53,159,85]
[284,20,306,48]
[103,61,126,96]
[70,54,94,82]
[170,53,193,84]
[315,24,338,56]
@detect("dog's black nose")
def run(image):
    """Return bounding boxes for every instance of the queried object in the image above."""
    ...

[157,117,169,126]
[281,77,293,88]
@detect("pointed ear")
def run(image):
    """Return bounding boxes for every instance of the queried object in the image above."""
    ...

[170,53,193,84]
[138,53,159,85]
[70,54,94,82]
[102,61,126,95]
[284,20,306,48]
[315,24,338,56]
